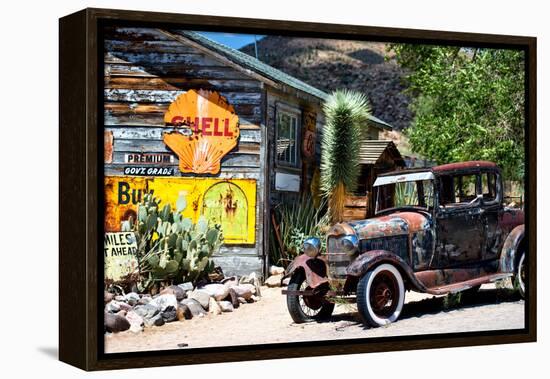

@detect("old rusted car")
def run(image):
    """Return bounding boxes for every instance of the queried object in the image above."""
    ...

[282,161,526,327]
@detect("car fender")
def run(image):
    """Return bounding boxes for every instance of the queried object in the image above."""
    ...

[283,254,329,289]
[346,250,428,292]
[499,224,525,273]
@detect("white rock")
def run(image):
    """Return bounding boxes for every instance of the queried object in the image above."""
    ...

[105,300,122,313]
[124,292,140,306]
[265,274,284,288]
[125,310,144,333]
[269,265,285,276]
[231,284,254,300]
[222,276,239,288]
[189,289,211,309]
[239,272,259,285]
[243,283,257,295]
[239,272,262,296]
[179,299,207,317]
[150,294,178,312]
[208,297,222,315]
[218,301,234,312]
[178,282,194,292]
[201,283,229,301]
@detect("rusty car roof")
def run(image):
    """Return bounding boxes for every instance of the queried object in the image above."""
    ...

[432,160,497,173]
[378,160,499,178]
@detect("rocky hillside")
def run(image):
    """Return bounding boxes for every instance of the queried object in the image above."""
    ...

[240,36,413,131]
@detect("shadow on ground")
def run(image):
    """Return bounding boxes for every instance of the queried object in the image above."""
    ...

[315,287,522,326]
[400,287,522,320]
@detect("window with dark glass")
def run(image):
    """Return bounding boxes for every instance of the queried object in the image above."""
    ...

[454,174,477,203]
[276,110,299,167]
[440,173,480,206]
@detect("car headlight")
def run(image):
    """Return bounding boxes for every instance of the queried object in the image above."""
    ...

[303,237,321,258]
[340,235,359,255]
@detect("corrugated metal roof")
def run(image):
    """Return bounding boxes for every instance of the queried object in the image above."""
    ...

[358,140,404,165]
[172,31,392,130]
[175,31,328,99]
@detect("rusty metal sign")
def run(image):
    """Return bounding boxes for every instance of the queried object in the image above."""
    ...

[163,89,240,174]
[302,111,316,159]
[104,131,113,164]
[104,176,257,244]
[302,129,316,159]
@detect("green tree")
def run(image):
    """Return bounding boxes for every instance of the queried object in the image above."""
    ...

[390,45,525,180]
[321,90,371,223]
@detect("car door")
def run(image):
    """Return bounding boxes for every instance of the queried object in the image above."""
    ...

[433,173,485,267]
[479,170,504,261]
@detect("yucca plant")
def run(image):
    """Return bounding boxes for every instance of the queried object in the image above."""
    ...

[269,195,328,267]
[321,90,371,223]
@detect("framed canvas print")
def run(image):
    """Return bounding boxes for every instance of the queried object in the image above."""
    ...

[59,8,537,371]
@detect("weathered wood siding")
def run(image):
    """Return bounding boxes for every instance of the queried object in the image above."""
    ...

[103,27,267,276]
[265,89,324,204]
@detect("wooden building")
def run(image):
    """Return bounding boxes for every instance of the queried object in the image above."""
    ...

[343,140,405,221]
[102,26,392,278]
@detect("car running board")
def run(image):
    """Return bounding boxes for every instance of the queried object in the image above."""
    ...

[424,273,513,295]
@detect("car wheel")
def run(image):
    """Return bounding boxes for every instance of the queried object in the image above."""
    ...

[514,251,526,299]
[357,263,405,327]
[286,270,334,323]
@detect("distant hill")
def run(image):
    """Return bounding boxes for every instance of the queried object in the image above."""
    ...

[240,36,413,131]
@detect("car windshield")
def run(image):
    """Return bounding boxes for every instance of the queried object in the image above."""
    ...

[374,174,435,213]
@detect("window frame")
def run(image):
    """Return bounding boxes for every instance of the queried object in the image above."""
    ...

[437,169,502,210]
[274,103,301,169]
[479,170,501,206]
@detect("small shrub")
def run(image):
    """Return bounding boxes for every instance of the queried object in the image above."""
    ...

[443,292,462,310]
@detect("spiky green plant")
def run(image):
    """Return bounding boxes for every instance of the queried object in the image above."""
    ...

[121,193,223,291]
[321,90,371,223]
[269,195,328,267]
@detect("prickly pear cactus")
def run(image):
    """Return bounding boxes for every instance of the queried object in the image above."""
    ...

[122,193,223,291]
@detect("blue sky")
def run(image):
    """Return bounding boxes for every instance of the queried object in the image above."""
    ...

[198,32,265,50]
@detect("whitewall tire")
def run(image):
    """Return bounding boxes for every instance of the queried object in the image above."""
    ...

[357,263,405,327]
[516,252,526,298]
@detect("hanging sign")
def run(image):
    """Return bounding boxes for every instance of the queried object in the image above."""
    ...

[302,111,316,159]
[163,89,240,174]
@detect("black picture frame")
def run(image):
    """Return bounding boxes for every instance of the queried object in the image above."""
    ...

[59,7,537,371]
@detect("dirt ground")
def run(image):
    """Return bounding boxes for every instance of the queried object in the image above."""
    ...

[104,283,524,353]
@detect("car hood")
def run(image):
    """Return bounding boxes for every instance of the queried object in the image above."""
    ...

[342,211,432,240]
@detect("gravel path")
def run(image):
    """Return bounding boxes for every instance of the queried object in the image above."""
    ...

[104,283,524,353]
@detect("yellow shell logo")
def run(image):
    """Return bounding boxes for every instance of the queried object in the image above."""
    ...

[163,89,240,174]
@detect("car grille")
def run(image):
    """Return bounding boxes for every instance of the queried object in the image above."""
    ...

[326,235,410,280]
[326,237,353,279]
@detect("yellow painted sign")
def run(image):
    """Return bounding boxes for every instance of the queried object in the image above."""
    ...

[104,176,256,244]
[104,232,138,281]
[163,89,240,174]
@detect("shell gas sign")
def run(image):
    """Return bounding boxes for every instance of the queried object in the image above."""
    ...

[104,176,256,245]
[162,89,240,175]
